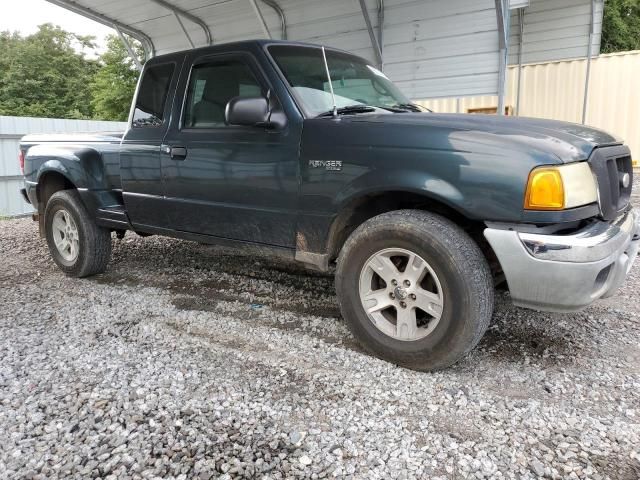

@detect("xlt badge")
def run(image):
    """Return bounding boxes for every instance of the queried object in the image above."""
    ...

[309,160,343,171]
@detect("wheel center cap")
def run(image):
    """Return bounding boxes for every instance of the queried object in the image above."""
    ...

[394,286,408,300]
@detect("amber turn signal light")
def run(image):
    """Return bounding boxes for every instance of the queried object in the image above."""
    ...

[524,167,564,210]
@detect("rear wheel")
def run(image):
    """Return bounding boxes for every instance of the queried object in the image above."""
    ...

[44,190,112,277]
[336,209,494,371]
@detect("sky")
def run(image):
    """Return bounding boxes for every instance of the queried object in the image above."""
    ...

[0,0,113,49]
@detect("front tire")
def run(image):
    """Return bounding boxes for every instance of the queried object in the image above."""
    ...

[44,190,112,277]
[335,210,494,371]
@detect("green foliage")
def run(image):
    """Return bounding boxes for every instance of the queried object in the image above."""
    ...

[0,24,98,118]
[601,0,640,53]
[90,35,143,121]
[0,25,142,121]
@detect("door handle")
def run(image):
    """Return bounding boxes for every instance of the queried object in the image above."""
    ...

[162,145,187,160]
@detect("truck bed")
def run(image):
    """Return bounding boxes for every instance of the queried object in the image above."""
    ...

[20,132,124,144]
[20,132,125,192]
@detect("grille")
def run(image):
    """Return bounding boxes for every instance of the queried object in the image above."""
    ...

[588,145,633,221]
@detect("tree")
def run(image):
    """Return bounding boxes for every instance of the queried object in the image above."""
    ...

[601,0,640,53]
[90,34,143,121]
[0,24,98,118]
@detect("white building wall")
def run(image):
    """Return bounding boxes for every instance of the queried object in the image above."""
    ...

[0,116,126,217]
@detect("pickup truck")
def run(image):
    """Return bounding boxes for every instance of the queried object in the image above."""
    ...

[20,40,639,371]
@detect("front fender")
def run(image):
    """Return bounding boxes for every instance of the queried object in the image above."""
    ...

[335,169,465,216]
[300,118,547,224]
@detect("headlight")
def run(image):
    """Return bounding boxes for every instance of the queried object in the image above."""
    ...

[524,162,598,210]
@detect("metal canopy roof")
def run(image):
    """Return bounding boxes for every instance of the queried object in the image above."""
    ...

[46,0,603,103]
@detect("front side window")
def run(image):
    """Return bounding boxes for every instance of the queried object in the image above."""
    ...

[132,63,174,128]
[268,45,410,117]
[183,59,263,128]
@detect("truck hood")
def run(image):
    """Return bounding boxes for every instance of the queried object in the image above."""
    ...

[348,113,622,163]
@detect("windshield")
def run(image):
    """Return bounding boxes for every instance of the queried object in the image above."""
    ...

[268,45,411,117]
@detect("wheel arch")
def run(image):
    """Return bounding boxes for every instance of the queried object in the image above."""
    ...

[36,170,77,213]
[325,189,501,282]
[328,190,463,258]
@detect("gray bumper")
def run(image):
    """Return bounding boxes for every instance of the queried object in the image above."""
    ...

[484,208,640,312]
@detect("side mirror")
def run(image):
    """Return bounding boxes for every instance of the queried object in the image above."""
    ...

[225,96,270,127]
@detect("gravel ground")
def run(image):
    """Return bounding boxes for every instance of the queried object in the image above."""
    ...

[1,191,639,480]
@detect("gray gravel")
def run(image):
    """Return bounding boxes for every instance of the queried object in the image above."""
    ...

[1,191,639,480]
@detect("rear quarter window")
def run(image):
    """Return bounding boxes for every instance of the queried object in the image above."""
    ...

[132,63,175,128]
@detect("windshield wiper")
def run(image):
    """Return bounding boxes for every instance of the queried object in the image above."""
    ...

[389,102,430,112]
[375,105,413,113]
[316,103,428,117]
[317,104,378,117]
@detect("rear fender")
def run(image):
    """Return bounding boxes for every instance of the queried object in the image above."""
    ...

[27,145,122,222]
[27,144,109,190]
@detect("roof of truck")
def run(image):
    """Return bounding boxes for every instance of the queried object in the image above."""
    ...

[147,39,355,64]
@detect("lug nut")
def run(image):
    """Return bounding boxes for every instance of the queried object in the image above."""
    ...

[391,279,398,286]
[410,293,416,300]
[389,293,395,299]
[404,280,411,287]
[400,301,407,308]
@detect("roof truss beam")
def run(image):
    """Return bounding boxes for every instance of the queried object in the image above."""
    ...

[172,10,196,48]
[582,0,599,124]
[495,0,510,115]
[358,0,383,69]
[115,26,143,71]
[148,0,213,46]
[249,0,272,39]
[45,0,156,58]
[260,0,287,39]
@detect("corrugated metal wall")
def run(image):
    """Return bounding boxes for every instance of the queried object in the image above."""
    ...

[417,50,640,162]
[508,0,602,65]
[57,0,602,100]
[380,0,500,99]
[0,116,126,217]
[82,0,503,99]
[264,0,502,98]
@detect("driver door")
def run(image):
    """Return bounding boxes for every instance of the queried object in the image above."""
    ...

[160,52,299,248]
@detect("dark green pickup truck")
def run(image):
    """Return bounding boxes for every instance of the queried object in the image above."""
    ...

[20,40,639,370]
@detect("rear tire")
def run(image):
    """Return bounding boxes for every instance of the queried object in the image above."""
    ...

[335,209,494,371]
[44,190,112,278]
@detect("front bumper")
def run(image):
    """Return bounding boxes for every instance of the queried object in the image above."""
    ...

[484,208,640,312]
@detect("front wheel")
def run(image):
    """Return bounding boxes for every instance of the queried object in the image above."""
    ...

[44,190,112,277]
[335,210,494,371]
